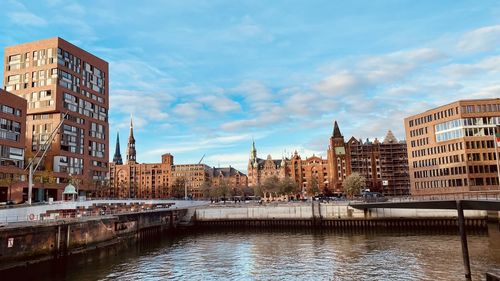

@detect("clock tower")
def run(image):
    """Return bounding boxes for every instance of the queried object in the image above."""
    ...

[327,121,351,192]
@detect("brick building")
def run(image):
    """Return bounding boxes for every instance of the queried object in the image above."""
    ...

[405,99,500,196]
[108,119,247,199]
[327,121,352,192]
[0,89,27,203]
[348,130,410,196]
[3,37,109,201]
[248,121,350,195]
[248,121,410,196]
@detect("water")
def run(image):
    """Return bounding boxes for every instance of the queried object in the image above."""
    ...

[5,229,500,281]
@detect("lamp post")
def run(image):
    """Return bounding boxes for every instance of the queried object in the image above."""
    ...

[25,112,68,205]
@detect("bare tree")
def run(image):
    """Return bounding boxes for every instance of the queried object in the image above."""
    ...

[262,176,280,195]
[279,177,299,195]
[309,177,319,196]
[253,184,263,197]
[216,179,230,200]
[242,186,254,197]
[343,172,366,198]
[170,178,186,199]
[201,181,211,199]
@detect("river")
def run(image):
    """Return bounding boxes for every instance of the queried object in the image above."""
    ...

[5,228,499,280]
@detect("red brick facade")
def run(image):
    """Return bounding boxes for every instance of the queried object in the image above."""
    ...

[4,37,109,201]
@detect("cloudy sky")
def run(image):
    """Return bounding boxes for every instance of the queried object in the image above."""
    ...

[1,1,500,172]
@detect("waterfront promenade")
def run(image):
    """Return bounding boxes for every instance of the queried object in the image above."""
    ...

[0,199,209,224]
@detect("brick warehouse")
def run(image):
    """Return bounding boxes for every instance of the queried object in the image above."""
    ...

[108,118,247,199]
[248,121,410,196]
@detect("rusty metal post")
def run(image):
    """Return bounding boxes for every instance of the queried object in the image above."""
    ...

[457,200,472,281]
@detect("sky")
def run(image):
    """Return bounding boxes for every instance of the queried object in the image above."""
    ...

[1,0,500,172]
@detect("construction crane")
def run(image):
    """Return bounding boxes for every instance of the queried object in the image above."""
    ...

[198,154,205,164]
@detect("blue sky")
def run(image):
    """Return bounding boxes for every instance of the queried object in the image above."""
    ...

[1,1,500,172]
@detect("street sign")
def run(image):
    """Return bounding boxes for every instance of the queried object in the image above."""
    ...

[382,180,389,186]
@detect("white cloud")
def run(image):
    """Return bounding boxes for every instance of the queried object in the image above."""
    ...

[8,11,47,26]
[110,59,175,90]
[144,133,257,157]
[198,95,241,113]
[440,55,500,78]
[457,25,500,53]
[314,72,360,95]
[110,90,172,124]
[465,85,500,99]
[220,119,258,131]
[172,102,204,119]
[234,80,273,104]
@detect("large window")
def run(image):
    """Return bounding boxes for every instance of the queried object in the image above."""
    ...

[0,145,24,168]
[435,117,500,142]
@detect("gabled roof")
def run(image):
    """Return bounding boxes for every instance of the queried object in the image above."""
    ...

[213,167,247,177]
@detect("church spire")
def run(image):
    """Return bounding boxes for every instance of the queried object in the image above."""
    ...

[113,131,123,165]
[127,115,136,163]
[250,139,257,160]
[332,120,343,138]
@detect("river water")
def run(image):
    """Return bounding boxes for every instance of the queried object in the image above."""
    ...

[6,229,500,281]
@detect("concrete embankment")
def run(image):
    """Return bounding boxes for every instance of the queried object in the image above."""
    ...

[195,203,495,230]
[0,208,188,271]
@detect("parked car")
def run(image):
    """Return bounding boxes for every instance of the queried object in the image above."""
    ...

[362,191,388,202]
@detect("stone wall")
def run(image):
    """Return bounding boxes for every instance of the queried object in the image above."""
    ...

[0,208,187,271]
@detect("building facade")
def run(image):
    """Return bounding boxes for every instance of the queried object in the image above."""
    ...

[3,37,109,201]
[348,130,410,196]
[405,99,500,196]
[248,121,410,196]
[327,121,351,192]
[248,121,350,195]
[0,89,27,203]
[108,121,247,199]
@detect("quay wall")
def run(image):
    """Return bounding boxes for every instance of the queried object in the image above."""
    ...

[194,203,498,230]
[195,203,488,221]
[0,208,187,271]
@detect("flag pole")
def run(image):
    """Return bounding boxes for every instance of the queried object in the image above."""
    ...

[495,125,500,188]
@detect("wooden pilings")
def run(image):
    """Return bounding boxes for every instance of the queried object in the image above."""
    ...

[195,217,488,233]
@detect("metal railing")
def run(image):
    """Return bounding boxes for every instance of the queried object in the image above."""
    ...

[0,205,175,225]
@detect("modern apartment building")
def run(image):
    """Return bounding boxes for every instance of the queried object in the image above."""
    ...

[348,130,410,196]
[0,89,27,203]
[405,99,500,196]
[3,37,109,201]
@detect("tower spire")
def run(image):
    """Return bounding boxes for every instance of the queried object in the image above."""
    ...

[113,131,123,165]
[250,139,257,160]
[332,120,343,138]
[127,115,136,163]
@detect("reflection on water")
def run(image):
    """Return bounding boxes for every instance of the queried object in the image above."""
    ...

[5,228,500,281]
